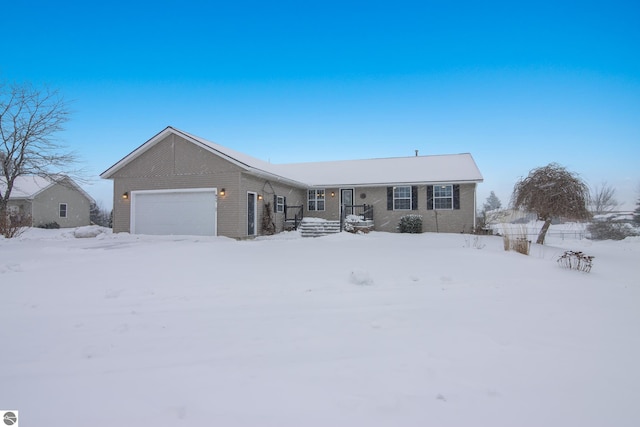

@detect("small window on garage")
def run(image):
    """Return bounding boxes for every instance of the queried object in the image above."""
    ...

[59,203,68,218]
[276,196,285,213]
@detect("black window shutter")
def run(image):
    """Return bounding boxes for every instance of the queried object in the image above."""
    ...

[273,195,277,209]
[427,186,434,210]
[453,185,460,209]
[387,187,393,210]
[411,186,418,210]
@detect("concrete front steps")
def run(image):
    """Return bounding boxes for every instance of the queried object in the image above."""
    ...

[299,218,341,237]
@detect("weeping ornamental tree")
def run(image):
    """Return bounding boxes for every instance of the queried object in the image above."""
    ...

[511,163,591,244]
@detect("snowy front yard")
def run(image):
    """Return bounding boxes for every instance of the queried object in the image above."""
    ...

[1,228,639,426]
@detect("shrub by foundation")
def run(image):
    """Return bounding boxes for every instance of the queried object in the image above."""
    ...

[38,221,60,229]
[399,215,423,233]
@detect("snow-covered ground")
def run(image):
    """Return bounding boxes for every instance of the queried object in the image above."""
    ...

[1,226,639,426]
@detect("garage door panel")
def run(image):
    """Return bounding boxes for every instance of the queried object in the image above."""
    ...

[131,190,216,236]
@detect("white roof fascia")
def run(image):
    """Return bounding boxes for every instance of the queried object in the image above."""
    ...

[101,127,483,191]
[55,176,96,204]
[101,127,178,178]
[273,153,484,187]
[175,128,308,188]
[305,179,484,188]
[243,168,309,189]
[100,126,263,178]
[101,127,305,188]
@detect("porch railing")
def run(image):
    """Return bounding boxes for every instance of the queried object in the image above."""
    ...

[340,204,374,231]
[284,205,303,230]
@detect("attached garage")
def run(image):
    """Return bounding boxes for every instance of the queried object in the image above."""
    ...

[131,189,217,236]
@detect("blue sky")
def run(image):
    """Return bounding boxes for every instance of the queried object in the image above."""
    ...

[3,0,639,210]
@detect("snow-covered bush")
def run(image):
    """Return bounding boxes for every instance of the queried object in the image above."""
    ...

[73,225,109,238]
[399,215,422,233]
[343,215,364,233]
[349,269,374,285]
[38,221,60,229]
[587,221,638,241]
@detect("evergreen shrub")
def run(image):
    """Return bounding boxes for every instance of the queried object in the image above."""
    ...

[399,215,423,233]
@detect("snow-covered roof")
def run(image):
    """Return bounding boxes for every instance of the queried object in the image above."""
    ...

[1,175,94,202]
[1,176,52,198]
[272,154,483,187]
[101,126,484,187]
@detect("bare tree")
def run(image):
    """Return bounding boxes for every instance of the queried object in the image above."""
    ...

[511,163,591,244]
[0,81,73,221]
[590,181,619,215]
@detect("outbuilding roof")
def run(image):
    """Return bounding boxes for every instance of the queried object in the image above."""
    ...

[1,175,94,202]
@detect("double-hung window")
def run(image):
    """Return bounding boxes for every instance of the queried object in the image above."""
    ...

[59,203,68,218]
[433,185,453,209]
[308,189,325,211]
[276,195,285,213]
[393,186,412,210]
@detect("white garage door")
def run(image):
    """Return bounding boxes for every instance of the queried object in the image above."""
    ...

[131,189,217,236]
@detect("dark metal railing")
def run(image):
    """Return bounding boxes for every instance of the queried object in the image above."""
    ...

[284,205,303,230]
[340,204,374,231]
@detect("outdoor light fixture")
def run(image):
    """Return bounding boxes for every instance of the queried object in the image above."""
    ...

[219,188,225,196]
[331,191,335,197]
[122,192,129,200]
[258,194,263,200]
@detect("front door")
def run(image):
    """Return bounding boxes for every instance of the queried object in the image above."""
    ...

[341,189,354,216]
[247,192,256,236]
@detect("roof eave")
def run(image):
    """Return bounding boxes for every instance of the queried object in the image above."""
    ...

[101,127,259,179]
[100,127,175,179]
[245,167,309,188]
[305,178,484,188]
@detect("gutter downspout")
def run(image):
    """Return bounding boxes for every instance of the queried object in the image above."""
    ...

[473,183,477,232]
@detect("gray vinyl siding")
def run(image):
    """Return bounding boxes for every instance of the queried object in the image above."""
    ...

[302,187,340,221]
[373,183,476,233]
[239,174,305,236]
[304,183,477,233]
[110,133,305,238]
[422,183,477,233]
[111,133,244,236]
[31,183,91,228]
